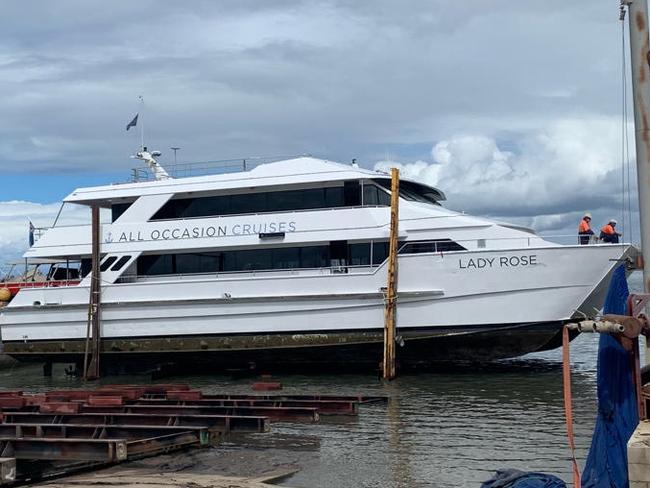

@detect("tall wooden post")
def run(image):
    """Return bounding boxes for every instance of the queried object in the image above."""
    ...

[84,205,101,380]
[383,168,399,380]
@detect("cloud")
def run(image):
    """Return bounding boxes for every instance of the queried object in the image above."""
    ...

[0,1,640,249]
[0,1,627,175]
[375,117,639,240]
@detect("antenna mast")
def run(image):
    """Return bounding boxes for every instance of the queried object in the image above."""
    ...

[139,95,145,150]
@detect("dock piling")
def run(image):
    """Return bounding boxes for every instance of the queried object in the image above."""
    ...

[383,168,400,380]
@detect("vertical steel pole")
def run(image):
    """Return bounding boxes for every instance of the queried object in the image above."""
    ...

[627,0,650,364]
[383,168,399,380]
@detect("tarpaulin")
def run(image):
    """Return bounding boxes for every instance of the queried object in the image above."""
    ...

[582,264,638,488]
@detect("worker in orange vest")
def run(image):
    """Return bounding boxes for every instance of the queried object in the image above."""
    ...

[578,213,594,245]
[599,219,622,244]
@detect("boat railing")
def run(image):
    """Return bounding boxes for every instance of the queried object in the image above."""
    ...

[130,154,312,182]
[403,234,626,250]
[116,263,379,283]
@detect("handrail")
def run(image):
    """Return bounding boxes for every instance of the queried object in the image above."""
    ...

[130,154,312,182]
[117,263,380,283]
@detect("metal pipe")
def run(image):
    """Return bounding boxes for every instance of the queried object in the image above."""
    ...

[566,320,626,334]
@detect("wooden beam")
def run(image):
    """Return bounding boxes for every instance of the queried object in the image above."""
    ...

[84,205,101,380]
[383,168,399,380]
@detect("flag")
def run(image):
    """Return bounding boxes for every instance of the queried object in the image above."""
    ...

[126,113,138,131]
[28,220,35,247]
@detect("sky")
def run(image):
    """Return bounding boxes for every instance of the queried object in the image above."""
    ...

[0,0,642,267]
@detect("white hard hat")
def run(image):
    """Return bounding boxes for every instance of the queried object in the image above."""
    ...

[609,219,617,224]
[583,213,592,219]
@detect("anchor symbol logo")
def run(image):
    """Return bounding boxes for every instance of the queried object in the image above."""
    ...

[104,231,113,244]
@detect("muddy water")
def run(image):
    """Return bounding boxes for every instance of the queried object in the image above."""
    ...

[0,275,642,487]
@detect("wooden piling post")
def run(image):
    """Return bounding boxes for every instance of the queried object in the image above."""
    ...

[383,168,399,380]
[84,205,101,380]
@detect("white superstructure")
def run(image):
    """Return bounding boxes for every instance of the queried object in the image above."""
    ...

[0,156,634,369]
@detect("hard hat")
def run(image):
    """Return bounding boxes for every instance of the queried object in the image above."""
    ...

[583,213,592,219]
[609,219,617,224]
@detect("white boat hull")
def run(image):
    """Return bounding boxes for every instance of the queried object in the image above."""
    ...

[0,244,633,367]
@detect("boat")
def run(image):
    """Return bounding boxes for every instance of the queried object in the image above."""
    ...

[0,153,636,371]
[0,260,82,299]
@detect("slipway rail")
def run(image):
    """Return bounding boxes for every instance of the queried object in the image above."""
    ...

[0,383,381,485]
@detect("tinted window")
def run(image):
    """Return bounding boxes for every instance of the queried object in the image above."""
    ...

[136,244,380,276]
[344,181,361,206]
[80,259,92,277]
[363,184,378,205]
[349,243,370,266]
[375,179,441,205]
[111,203,133,222]
[300,246,329,268]
[399,240,466,254]
[362,184,391,206]
[234,249,273,271]
[111,256,132,271]
[176,253,221,274]
[138,255,173,275]
[152,185,349,221]
[325,187,344,207]
[302,188,325,209]
[272,248,300,269]
[372,241,390,265]
[100,256,118,272]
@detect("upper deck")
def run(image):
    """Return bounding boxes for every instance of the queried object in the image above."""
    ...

[64,156,446,205]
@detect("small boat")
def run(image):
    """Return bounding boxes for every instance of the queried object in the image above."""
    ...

[0,260,82,298]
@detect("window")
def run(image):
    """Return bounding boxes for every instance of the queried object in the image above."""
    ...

[349,243,371,266]
[375,179,442,205]
[80,259,92,278]
[137,255,173,275]
[111,255,132,271]
[111,202,133,222]
[300,246,329,269]
[343,181,361,206]
[399,240,465,254]
[100,256,118,272]
[363,184,391,206]
[136,242,385,276]
[372,241,390,265]
[272,248,300,269]
[324,187,344,207]
[152,185,352,221]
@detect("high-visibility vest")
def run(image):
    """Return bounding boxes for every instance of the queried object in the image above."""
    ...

[578,220,591,233]
[601,224,615,235]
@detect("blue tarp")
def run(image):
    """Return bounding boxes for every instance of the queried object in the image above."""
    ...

[480,469,566,488]
[582,264,638,488]
[481,265,637,488]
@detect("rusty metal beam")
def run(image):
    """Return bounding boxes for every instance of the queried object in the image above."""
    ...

[202,393,388,404]
[0,424,209,442]
[126,430,209,459]
[80,404,319,422]
[130,398,359,415]
[1,412,269,433]
[0,438,127,462]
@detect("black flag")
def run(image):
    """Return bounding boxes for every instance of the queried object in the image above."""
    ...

[126,114,138,131]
